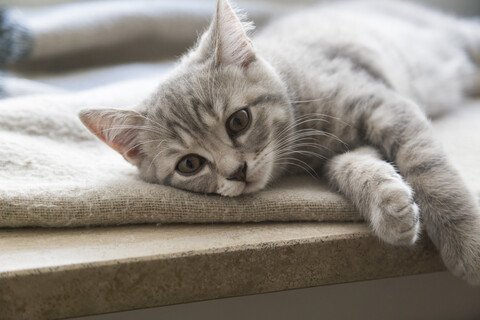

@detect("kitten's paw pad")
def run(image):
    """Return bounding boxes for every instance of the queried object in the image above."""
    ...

[373,187,421,246]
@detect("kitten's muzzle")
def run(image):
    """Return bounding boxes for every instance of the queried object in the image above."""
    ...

[227,162,247,182]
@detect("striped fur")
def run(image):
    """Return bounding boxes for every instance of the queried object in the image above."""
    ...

[79,0,480,284]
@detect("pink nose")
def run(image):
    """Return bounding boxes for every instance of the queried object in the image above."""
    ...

[227,162,247,182]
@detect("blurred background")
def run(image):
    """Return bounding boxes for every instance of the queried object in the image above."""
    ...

[1,0,479,78]
[3,0,480,15]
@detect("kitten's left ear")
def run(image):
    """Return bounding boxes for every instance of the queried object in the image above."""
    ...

[79,108,145,166]
[196,0,256,68]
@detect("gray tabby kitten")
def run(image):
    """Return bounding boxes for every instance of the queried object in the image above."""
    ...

[80,0,480,284]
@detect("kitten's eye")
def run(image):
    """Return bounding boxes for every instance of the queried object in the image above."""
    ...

[176,154,205,175]
[226,108,250,136]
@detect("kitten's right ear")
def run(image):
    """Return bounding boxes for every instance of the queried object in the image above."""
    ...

[194,0,255,68]
[79,109,145,166]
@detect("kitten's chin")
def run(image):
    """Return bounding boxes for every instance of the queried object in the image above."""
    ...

[218,180,264,197]
[243,180,267,195]
[218,183,246,197]
[217,177,269,197]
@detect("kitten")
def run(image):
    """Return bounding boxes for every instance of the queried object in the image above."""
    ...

[79,0,480,284]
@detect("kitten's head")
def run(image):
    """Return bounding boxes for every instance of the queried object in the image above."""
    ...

[79,0,294,196]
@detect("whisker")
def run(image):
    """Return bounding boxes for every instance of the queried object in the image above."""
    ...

[136,114,176,136]
[281,142,331,154]
[101,125,166,136]
[273,130,336,153]
[292,98,328,104]
[279,150,328,161]
[262,133,331,160]
[274,114,330,140]
[147,143,169,173]
[272,158,319,179]
[124,139,166,155]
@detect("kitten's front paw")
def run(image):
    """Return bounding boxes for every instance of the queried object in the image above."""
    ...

[371,184,421,246]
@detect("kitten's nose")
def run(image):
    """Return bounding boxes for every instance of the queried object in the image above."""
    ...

[227,162,247,182]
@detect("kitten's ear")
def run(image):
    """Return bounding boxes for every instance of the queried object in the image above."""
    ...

[196,0,255,67]
[79,109,145,166]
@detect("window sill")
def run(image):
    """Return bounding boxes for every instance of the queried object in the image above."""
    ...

[0,222,444,319]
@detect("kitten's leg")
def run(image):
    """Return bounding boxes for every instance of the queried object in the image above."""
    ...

[325,146,420,246]
[361,92,480,284]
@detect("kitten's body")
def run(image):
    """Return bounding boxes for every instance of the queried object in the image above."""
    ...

[258,1,480,123]
[80,1,480,284]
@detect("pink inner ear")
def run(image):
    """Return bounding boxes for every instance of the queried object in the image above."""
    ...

[107,135,142,161]
[215,0,255,67]
[124,144,141,160]
[221,0,242,28]
[79,109,144,165]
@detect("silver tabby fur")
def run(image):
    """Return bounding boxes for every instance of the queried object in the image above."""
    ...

[80,0,480,284]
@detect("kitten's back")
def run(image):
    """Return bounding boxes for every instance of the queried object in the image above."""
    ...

[255,0,480,117]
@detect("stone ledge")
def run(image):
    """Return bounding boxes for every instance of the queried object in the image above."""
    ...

[0,223,445,319]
